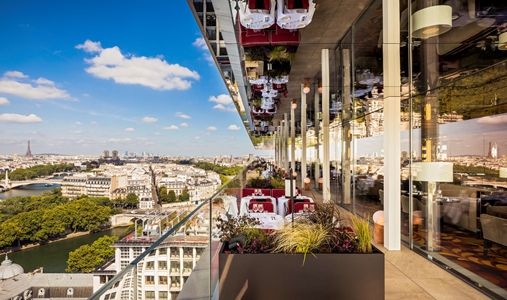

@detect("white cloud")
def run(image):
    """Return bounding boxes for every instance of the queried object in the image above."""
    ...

[4,71,27,78]
[154,132,160,135]
[192,38,208,50]
[209,94,232,105]
[164,125,179,130]
[125,127,135,132]
[71,130,82,134]
[34,78,55,86]
[91,121,98,125]
[83,93,90,97]
[76,39,200,90]
[228,125,240,130]
[76,121,82,125]
[75,40,103,53]
[477,114,507,125]
[180,122,188,127]
[207,126,217,131]
[0,71,76,100]
[142,116,158,123]
[194,136,200,139]
[137,137,148,141]
[210,94,236,111]
[175,112,191,119]
[108,138,132,143]
[0,113,42,123]
[206,132,210,136]
[204,52,214,63]
[213,103,237,112]
[0,97,9,106]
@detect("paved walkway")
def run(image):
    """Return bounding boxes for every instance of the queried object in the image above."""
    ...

[300,181,490,300]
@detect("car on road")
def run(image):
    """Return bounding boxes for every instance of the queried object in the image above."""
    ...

[131,210,137,214]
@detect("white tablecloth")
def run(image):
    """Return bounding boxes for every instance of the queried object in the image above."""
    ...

[277,196,314,217]
[221,196,238,217]
[240,196,277,215]
[247,213,284,230]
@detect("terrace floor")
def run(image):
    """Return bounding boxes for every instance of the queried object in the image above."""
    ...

[301,179,492,300]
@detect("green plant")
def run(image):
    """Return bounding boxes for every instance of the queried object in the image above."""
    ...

[270,176,285,188]
[216,215,261,243]
[268,46,290,62]
[349,213,372,253]
[271,222,329,266]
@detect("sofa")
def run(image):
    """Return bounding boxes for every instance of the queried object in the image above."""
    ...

[480,206,507,258]
[440,183,491,233]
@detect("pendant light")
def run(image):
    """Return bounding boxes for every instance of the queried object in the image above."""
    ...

[411,5,452,39]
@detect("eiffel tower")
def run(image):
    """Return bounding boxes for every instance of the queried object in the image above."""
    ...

[25,140,33,157]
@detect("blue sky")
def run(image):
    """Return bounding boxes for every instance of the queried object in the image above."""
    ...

[0,1,260,156]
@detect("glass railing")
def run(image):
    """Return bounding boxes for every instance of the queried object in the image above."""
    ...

[89,162,252,300]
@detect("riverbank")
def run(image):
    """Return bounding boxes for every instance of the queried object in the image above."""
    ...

[0,225,129,255]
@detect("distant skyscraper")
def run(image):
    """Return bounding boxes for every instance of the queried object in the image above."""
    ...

[487,142,498,159]
[25,141,33,157]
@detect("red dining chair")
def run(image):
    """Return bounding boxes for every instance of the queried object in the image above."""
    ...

[293,202,316,213]
[249,201,274,213]
[285,198,311,214]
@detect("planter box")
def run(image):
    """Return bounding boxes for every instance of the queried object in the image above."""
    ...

[218,244,384,300]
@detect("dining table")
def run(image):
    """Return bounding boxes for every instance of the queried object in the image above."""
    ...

[240,196,277,215]
[277,196,314,217]
[247,212,284,230]
[221,195,238,217]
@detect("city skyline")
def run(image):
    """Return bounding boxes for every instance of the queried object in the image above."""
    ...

[0,1,262,156]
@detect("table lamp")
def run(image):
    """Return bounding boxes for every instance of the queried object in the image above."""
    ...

[413,162,453,251]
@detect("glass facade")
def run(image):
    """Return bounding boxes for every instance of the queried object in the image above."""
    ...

[333,0,507,297]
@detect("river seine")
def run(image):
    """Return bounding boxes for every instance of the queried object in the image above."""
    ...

[1,183,128,273]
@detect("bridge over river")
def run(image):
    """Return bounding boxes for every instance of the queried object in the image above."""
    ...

[1,176,60,189]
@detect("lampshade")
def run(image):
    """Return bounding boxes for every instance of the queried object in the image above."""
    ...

[413,162,453,182]
[304,177,311,183]
[291,99,297,109]
[317,78,322,93]
[303,78,310,94]
[318,178,323,183]
[292,172,297,177]
[499,32,507,51]
[285,179,297,196]
[500,167,507,178]
[411,5,452,39]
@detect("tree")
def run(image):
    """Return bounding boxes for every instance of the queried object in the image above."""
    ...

[125,193,139,208]
[178,190,190,202]
[66,235,118,273]
[167,190,177,203]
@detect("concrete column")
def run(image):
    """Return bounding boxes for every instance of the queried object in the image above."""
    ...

[277,125,282,167]
[341,49,351,204]
[291,101,296,176]
[275,125,279,167]
[284,113,289,172]
[383,0,401,250]
[322,49,331,203]
[314,86,320,188]
[301,84,307,187]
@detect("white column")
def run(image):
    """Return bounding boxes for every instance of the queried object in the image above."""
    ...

[314,86,320,188]
[291,101,296,175]
[322,49,331,203]
[383,0,401,250]
[284,113,289,172]
[276,125,280,167]
[278,125,282,168]
[301,84,307,187]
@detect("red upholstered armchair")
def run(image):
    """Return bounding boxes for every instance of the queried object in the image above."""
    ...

[293,202,316,213]
[287,0,310,9]
[249,201,274,212]
[271,25,300,46]
[285,198,311,214]
[248,0,271,9]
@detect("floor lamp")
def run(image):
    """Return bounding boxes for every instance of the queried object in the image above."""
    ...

[413,162,453,252]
